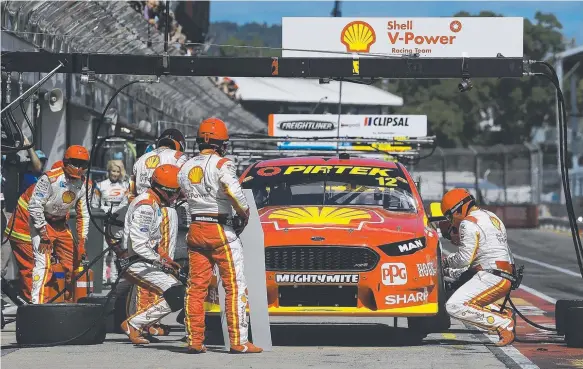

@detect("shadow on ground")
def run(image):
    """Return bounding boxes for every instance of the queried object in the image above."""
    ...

[197,323,481,347]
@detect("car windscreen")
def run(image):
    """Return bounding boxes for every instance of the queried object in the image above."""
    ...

[241,163,417,212]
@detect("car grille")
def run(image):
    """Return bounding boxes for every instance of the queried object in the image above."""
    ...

[265,246,379,272]
[279,286,358,307]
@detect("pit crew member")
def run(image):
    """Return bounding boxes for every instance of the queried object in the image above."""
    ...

[93,159,130,285]
[178,117,262,354]
[128,128,187,336]
[4,145,91,303]
[440,188,516,347]
[120,164,184,345]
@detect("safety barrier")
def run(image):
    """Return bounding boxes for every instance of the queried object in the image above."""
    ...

[481,205,539,228]
[539,217,583,234]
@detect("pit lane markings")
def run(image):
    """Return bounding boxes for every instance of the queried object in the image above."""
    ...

[511,254,581,278]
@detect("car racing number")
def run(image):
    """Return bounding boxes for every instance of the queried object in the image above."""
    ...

[375,176,398,187]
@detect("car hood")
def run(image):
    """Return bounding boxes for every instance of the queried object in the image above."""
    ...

[259,205,424,246]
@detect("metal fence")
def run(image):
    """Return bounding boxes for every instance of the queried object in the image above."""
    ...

[408,144,543,205]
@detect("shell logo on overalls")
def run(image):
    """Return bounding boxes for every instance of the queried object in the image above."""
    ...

[62,191,76,204]
[145,155,160,169]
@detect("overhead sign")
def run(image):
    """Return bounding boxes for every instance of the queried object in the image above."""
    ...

[282,17,523,58]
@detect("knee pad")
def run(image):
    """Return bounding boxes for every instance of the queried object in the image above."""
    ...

[163,285,185,312]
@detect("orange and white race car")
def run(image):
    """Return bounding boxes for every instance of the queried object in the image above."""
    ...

[204,154,450,336]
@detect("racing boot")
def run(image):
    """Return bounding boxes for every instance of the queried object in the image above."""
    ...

[121,320,150,345]
[230,342,263,354]
[187,344,207,354]
[148,323,171,336]
[495,319,515,347]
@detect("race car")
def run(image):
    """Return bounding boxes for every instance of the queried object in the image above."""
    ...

[204,154,450,336]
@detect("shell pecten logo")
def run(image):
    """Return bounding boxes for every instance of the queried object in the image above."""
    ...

[188,166,204,184]
[145,155,160,169]
[62,190,76,204]
[269,207,371,225]
[341,21,376,53]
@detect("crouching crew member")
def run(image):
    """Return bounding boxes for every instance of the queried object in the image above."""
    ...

[5,145,91,303]
[120,164,184,345]
[178,117,262,354]
[440,188,516,347]
[128,128,187,337]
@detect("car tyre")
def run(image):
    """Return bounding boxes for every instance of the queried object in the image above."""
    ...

[16,303,106,345]
[555,299,583,335]
[407,243,451,335]
[565,307,583,348]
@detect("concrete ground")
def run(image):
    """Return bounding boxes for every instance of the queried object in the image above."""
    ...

[1,228,581,369]
[1,314,507,369]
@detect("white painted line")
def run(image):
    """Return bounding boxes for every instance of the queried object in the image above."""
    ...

[518,285,557,304]
[512,253,581,278]
[483,332,541,369]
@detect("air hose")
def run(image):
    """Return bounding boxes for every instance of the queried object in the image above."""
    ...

[508,297,557,332]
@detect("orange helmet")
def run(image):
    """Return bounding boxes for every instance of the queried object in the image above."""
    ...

[63,145,90,179]
[197,117,229,142]
[196,117,229,155]
[441,188,476,225]
[150,164,181,205]
[51,160,64,169]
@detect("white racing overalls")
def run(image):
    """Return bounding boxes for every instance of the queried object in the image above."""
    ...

[444,208,515,332]
[128,147,186,316]
[178,149,251,348]
[122,190,182,331]
[27,168,90,304]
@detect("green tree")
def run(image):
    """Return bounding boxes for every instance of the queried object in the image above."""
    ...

[218,35,280,57]
[386,11,567,147]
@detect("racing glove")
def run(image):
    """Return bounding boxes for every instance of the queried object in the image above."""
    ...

[233,215,249,236]
[443,267,466,280]
[157,256,181,275]
[38,226,54,253]
[76,239,87,264]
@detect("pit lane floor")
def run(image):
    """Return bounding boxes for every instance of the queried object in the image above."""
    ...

[0,313,509,369]
[1,229,581,369]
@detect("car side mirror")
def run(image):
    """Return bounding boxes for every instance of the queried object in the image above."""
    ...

[427,202,447,223]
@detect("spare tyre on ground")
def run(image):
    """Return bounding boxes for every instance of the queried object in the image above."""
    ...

[78,295,119,333]
[16,303,106,345]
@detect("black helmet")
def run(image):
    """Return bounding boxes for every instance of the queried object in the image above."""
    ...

[156,128,186,152]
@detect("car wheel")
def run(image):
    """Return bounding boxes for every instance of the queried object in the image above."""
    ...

[204,314,225,345]
[565,307,583,348]
[555,299,583,335]
[407,242,451,334]
[16,303,106,346]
